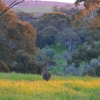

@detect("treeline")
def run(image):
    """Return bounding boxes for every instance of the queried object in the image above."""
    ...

[31,5,100,76]
[0,1,44,74]
[16,6,100,76]
[0,1,100,76]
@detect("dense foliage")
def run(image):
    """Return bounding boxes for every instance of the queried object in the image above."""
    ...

[0,1,40,73]
[0,0,100,76]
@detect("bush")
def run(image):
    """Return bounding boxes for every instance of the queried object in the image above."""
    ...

[43,47,55,59]
[95,66,100,76]
[83,69,96,76]
[95,56,100,76]
[13,50,44,74]
[47,49,55,59]
[26,60,44,74]
[0,61,10,72]
[62,51,68,58]
[13,60,44,74]
[80,61,96,76]
[15,50,32,64]
[87,59,99,76]
[90,59,98,69]
[14,50,32,73]
[65,66,80,76]
[35,49,50,62]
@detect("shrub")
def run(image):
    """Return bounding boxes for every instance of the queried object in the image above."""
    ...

[95,66,100,76]
[43,48,55,59]
[90,59,98,69]
[65,66,80,76]
[83,69,96,76]
[35,49,50,62]
[13,50,44,74]
[81,61,96,76]
[14,50,32,73]
[62,51,68,58]
[15,50,32,64]
[28,61,44,74]
[95,56,100,76]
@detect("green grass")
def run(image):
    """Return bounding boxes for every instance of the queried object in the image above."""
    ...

[51,43,66,54]
[0,72,100,100]
[50,43,67,74]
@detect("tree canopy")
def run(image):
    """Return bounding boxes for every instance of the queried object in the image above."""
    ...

[0,0,37,63]
[73,0,100,28]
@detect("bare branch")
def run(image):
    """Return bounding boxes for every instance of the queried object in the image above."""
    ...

[0,0,25,16]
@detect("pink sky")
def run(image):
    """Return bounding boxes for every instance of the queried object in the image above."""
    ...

[43,0,76,3]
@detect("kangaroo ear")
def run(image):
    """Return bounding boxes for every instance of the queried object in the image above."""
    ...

[44,62,48,66]
[47,61,57,66]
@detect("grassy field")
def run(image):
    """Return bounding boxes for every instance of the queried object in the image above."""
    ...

[0,73,100,100]
[51,43,66,54]
[13,7,52,13]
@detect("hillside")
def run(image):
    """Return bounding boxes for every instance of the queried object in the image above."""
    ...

[12,1,74,13]
[5,0,74,7]
[4,0,83,13]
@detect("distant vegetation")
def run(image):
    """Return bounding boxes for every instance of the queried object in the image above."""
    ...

[13,7,53,13]
[0,0,100,77]
[11,1,77,13]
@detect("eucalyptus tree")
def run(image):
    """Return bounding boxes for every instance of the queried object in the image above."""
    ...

[73,0,100,28]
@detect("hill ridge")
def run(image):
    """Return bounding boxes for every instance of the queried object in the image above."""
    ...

[5,0,74,7]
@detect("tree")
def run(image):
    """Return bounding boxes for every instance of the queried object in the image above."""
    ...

[36,33,46,49]
[75,0,100,12]
[72,45,90,67]
[33,12,70,31]
[72,38,100,67]
[0,0,37,63]
[95,66,100,76]
[73,0,100,28]
[14,50,44,74]
[36,26,59,48]
[16,11,35,22]
[52,5,79,16]
[42,26,59,46]
[52,6,60,12]
[72,0,100,72]
[55,28,79,52]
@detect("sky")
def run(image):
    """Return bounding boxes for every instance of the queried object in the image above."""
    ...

[43,0,76,3]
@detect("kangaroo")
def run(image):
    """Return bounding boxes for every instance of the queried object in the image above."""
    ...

[42,62,51,81]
